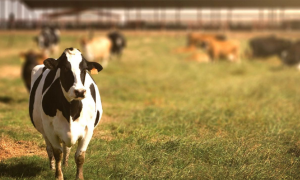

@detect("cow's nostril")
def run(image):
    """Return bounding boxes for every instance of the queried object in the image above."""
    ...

[74,89,86,98]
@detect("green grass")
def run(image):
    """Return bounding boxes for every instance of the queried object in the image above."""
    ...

[1,31,300,179]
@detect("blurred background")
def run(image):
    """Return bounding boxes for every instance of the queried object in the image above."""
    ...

[1,0,300,30]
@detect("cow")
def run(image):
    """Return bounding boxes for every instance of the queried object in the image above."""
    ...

[20,50,47,91]
[173,45,197,53]
[248,35,292,58]
[80,36,112,67]
[280,41,300,69]
[187,32,226,47]
[172,33,224,54]
[80,31,126,67]
[107,31,126,58]
[29,48,103,180]
[35,27,60,55]
[186,52,211,63]
[197,36,240,63]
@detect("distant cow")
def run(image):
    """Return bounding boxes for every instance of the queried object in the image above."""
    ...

[107,31,126,57]
[80,36,112,67]
[20,50,47,91]
[29,48,103,180]
[280,41,300,69]
[249,36,292,58]
[197,36,240,63]
[186,52,211,63]
[35,27,60,55]
[81,31,126,67]
[187,32,226,47]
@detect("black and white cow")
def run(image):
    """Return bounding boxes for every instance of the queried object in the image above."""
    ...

[35,27,60,55]
[29,48,103,180]
[107,31,126,57]
[249,35,292,58]
[280,41,300,70]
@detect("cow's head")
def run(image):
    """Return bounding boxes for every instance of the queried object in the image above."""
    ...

[44,47,103,101]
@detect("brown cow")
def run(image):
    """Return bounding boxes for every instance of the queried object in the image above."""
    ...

[186,52,211,63]
[80,37,112,67]
[20,50,47,91]
[173,32,226,55]
[197,36,240,63]
[187,32,226,47]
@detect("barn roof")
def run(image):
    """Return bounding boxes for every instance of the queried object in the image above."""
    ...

[21,0,300,9]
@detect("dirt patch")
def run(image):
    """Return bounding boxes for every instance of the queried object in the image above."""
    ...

[0,135,46,161]
[0,65,20,79]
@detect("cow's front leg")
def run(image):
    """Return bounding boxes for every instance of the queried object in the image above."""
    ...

[63,143,71,167]
[53,148,64,180]
[44,136,55,170]
[75,151,86,180]
[75,127,94,180]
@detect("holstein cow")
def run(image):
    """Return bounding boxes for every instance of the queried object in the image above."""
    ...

[249,36,292,58]
[107,31,126,57]
[29,48,103,180]
[280,41,300,70]
[20,50,47,91]
[35,27,60,55]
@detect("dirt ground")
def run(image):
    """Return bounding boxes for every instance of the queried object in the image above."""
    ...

[0,135,46,161]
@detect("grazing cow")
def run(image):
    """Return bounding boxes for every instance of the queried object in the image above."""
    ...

[20,50,47,91]
[29,48,103,180]
[173,45,197,53]
[187,32,226,47]
[35,27,60,55]
[81,31,127,67]
[80,36,112,67]
[198,36,240,63]
[249,36,292,58]
[186,52,211,63]
[280,41,300,69]
[107,31,126,57]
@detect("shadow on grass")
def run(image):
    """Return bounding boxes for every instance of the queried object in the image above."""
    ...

[0,96,28,104]
[0,157,45,178]
[0,96,13,103]
[288,145,300,157]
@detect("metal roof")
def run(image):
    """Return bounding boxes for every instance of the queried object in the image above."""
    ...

[21,0,300,9]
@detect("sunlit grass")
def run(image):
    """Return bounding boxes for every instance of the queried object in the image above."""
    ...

[1,31,300,179]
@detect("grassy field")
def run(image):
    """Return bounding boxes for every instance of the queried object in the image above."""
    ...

[1,31,300,179]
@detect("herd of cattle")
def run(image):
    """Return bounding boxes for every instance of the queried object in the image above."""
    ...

[177,32,300,69]
[21,27,126,92]
[16,29,300,179]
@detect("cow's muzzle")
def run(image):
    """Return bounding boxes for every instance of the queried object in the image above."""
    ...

[74,89,86,99]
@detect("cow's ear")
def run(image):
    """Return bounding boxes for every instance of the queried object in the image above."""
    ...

[19,52,26,62]
[87,62,103,74]
[44,58,58,70]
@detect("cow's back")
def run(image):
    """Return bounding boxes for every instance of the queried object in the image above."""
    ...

[84,37,111,61]
[29,65,51,134]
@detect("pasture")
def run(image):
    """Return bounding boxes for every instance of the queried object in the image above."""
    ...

[1,31,300,179]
